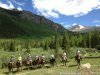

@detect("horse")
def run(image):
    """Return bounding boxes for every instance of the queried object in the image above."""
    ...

[32,57,45,68]
[49,58,55,67]
[75,54,82,66]
[16,60,22,71]
[61,55,67,66]
[38,57,45,67]
[8,62,15,72]
[22,59,33,69]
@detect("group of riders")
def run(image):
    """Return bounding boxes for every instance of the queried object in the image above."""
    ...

[8,50,82,72]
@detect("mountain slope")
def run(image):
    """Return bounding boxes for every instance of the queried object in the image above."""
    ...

[0,7,66,38]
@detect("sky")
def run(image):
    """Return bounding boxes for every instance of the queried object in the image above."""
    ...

[0,0,100,28]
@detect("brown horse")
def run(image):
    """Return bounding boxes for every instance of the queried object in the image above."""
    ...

[38,57,45,67]
[22,59,32,69]
[33,57,45,67]
[16,60,23,71]
[8,62,15,72]
[75,54,82,66]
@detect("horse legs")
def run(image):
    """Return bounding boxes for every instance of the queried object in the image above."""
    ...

[65,61,66,66]
[21,66,23,71]
[11,68,13,72]
[9,68,11,73]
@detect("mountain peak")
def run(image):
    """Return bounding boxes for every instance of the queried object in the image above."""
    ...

[70,24,84,32]
[69,24,100,33]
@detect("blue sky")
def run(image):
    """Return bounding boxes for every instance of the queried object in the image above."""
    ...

[0,0,100,28]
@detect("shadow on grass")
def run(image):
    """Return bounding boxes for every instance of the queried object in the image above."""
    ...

[2,65,52,75]
[85,56,100,59]
[68,64,77,67]
[3,70,18,75]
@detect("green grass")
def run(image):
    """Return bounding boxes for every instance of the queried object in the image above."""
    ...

[0,58,100,75]
[0,48,100,75]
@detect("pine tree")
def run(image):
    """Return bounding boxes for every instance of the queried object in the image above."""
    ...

[9,41,15,51]
[54,34,60,58]
[44,41,49,50]
[62,32,70,51]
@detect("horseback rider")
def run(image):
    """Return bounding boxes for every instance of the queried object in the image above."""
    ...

[35,54,39,61]
[10,56,14,63]
[50,54,55,66]
[41,54,45,59]
[50,54,55,59]
[41,54,45,62]
[62,51,67,58]
[76,49,81,59]
[61,51,67,66]
[27,54,32,62]
[75,49,82,66]
[76,49,81,54]
[76,49,81,57]
[17,54,22,63]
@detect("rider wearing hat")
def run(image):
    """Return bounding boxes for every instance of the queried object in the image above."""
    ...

[18,54,22,63]
[27,54,32,62]
[10,55,14,63]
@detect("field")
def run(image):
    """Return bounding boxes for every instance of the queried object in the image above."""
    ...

[0,48,100,75]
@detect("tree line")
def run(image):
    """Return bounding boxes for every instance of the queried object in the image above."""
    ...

[0,30,99,52]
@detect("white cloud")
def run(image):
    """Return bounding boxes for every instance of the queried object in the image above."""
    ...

[60,23,71,29]
[64,25,71,29]
[32,0,100,18]
[96,25,100,27]
[72,23,78,26]
[0,1,14,10]
[93,20,100,23]
[17,7,23,11]
[12,0,25,6]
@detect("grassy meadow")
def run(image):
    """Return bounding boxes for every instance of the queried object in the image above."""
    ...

[0,48,100,75]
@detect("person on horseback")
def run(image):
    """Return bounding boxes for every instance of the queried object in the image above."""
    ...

[10,56,14,63]
[50,54,55,66]
[41,54,45,60]
[41,54,45,63]
[35,54,39,61]
[8,56,14,72]
[75,49,82,66]
[62,51,67,66]
[50,54,55,59]
[17,54,22,64]
[16,54,22,71]
[76,49,80,54]
[27,54,32,62]
[62,51,67,58]
[76,49,81,59]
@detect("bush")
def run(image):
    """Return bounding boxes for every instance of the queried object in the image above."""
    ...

[96,45,100,50]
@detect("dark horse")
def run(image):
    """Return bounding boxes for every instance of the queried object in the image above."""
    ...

[75,54,82,66]
[61,55,67,66]
[50,58,55,67]
[33,57,45,67]
[8,62,15,72]
[16,60,22,71]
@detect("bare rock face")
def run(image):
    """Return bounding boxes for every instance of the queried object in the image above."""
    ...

[19,10,65,30]
[19,11,54,25]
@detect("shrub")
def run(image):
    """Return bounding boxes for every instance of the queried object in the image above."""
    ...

[95,45,100,50]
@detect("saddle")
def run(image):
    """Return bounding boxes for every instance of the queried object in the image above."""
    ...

[9,61,14,64]
[17,60,22,63]
[76,54,81,60]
